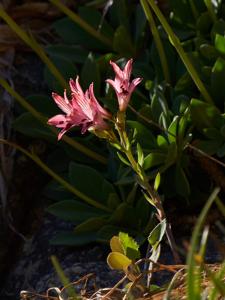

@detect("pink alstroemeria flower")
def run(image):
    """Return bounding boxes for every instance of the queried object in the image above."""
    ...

[48,77,111,140]
[106,59,142,112]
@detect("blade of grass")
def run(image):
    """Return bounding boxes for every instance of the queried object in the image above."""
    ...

[186,187,220,300]
[0,138,111,212]
[215,196,225,218]
[145,0,213,105]
[51,256,78,300]
[140,0,171,83]
[0,7,67,89]
[49,0,112,48]
[209,261,225,300]
[202,263,225,297]
[0,78,107,164]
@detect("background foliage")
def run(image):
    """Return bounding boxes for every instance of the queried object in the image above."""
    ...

[1,0,225,246]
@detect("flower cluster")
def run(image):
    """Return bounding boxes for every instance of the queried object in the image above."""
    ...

[48,59,142,140]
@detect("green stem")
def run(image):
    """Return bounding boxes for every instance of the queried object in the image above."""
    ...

[115,116,180,262]
[0,139,111,212]
[0,8,68,89]
[0,78,107,165]
[49,0,112,48]
[145,0,213,104]
[141,0,171,83]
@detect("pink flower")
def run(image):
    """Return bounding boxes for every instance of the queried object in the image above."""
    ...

[48,77,111,140]
[106,59,142,112]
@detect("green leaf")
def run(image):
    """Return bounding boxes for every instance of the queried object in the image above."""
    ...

[45,44,89,63]
[69,162,115,204]
[113,25,135,57]
[53,7,113,50]
[168,116,179,143]
[215,34,225,56]
[119,232,140,260]
[47,200,107,223]
[13,112,55,140]
[211,19,225,40]
[50,231,97,246]
[24,94,58,116]
[190,99,223,130]
[164,142,177,169]
[143,153,166,170]
[197,12,212,34]
[199,44,217,61]
[117,152,131,167]
[154,172,161,191]
[137,143,144,166]
[97,225,123,241]
[203,128,222,140]
[44,55,77,92]
[110,236,124,253]
[127,121,156,148]
[178,115,189,144]
[43,179,72,201]
[107,193,121,209]
[107,252,132,270]
[196,139,223,155]
[109,203,138,229]
[74,216,106,233]
[148,219,167,249]
[170,0,195,27]
[175,165,190,198]
[157,135,169,148]
[211,57,225,107]
[81,52,100,94]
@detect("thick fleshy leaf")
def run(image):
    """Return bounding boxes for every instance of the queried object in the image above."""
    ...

[13,112,55,141]
[110,236,124,253]
[50,232,97,246]
[47,200,107,223]
[69,162,116,204]
[74,216,107,233]
[143,153,166,170]
[190,99,223,130]
[107,252,132,270]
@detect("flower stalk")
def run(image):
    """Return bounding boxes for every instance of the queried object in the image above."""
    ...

[47,58,180,262]
[115,114,181,263]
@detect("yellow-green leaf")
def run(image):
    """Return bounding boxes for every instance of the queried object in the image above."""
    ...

[107,252,132,270]
[110,236,124,253]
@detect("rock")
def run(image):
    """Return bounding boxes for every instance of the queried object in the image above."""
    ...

[1,214,121,299]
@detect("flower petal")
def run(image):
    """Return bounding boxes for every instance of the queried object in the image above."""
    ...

[129,77,142,94]
[109,61,124,79]
[106,79,121,94]
[47,114,67,128]
[124,59,133,80]
[52,92,72,114]
[89,83,111,119]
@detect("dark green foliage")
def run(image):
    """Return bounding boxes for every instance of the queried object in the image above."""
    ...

[12,0,225,246]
